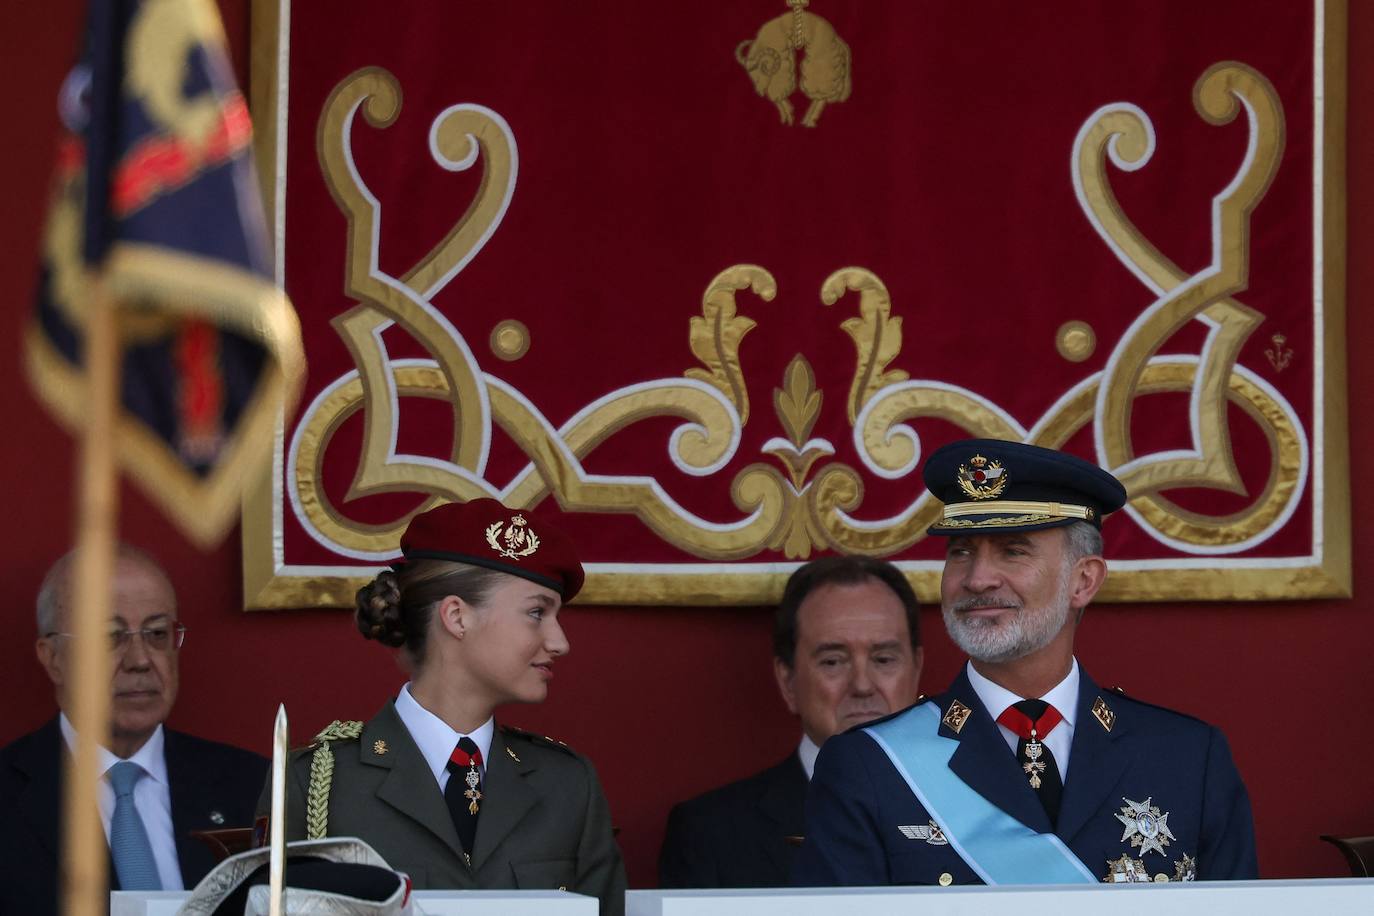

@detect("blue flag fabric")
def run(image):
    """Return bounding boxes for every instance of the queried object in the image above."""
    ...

[27,0,302,546]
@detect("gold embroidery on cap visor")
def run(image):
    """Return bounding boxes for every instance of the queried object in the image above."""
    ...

[933,499,1097,530]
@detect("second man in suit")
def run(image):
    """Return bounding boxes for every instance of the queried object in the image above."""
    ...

[658,555,923,887]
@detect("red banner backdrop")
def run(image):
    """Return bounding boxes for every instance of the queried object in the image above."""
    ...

[244,0,1346,607]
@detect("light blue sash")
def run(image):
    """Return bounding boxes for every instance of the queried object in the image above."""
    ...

[865,703,1096,885]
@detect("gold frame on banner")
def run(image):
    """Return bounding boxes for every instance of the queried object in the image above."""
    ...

[242,0,1349,609]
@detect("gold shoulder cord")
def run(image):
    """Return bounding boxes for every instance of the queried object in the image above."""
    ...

[305,720,364,839]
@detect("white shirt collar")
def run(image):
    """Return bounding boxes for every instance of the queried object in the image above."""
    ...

[394,683,495,785]
[58,712,169,784]
[965,656,1079,726]
[797,734,821,781]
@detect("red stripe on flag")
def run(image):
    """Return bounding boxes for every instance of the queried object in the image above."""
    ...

[111,92,252,216]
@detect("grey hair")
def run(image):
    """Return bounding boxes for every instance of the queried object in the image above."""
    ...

[1062,520,1104,564]
[1061,521,1104,624]
[35,545,175,635]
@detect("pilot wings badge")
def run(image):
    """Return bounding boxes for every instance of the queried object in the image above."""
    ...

[898,821,949,845]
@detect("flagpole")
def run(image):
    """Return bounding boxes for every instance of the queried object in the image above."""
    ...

[60,276,121,916]
[269,704,288,916]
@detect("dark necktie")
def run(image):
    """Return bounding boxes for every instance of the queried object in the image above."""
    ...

[996,698,1064,826]
[444,737,483,859]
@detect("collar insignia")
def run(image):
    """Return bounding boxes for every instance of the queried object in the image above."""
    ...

[485,514,541,560]
[942,700,973,734]
[956,454,1008,500]
[1092,696,1116,732]
[372,739,389,755]
[506,746,521,763]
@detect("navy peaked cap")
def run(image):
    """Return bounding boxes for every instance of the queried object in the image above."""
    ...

[922,438,1127,535]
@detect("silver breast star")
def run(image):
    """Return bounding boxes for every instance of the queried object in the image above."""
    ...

[1115,797,1176,857]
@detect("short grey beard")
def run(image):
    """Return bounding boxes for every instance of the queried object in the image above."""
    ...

[942,564,1074,663]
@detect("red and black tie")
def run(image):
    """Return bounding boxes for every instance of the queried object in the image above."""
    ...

[444,737,483,857]
[996,699,1064,825]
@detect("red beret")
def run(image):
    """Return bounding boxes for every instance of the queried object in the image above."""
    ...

[399,499,585,601]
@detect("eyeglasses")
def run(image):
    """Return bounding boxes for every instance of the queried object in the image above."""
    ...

[45,623,187,654]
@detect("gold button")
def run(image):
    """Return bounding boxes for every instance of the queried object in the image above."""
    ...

[938,872,953,886]
[1153,874,1169,883]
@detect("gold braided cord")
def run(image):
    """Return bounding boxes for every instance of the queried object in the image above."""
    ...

[940,500,1094,521]
[304,720,363,840]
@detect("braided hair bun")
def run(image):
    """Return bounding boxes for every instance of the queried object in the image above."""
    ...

[355,570,407,647]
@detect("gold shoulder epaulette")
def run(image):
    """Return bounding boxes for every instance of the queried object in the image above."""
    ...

[306,719,364,839]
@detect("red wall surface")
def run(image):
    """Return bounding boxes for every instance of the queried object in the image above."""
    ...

[1,2,1369,888]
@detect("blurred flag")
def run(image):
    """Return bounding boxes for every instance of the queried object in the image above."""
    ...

[25,0,303,547]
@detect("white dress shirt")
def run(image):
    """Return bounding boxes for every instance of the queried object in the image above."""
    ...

[58,714,184,890]
[393,683,494,791]
[965,657,1080,781]
[797,734,821,781]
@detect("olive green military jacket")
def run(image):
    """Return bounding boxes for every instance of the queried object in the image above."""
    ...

[267,701,626,916]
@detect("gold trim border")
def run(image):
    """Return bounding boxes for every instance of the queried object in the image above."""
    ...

[241,562,1352,610]
[240,0,1350,609]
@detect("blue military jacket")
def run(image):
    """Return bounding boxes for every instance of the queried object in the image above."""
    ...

[793,667,1257,886]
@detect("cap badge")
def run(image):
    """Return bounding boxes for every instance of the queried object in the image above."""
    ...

[1115,796,1176,857]
[485,514,541,560]
[957,454,1008,500]
[942,700,973,734]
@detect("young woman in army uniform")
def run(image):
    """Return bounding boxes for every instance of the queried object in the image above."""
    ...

[272,499,625,916]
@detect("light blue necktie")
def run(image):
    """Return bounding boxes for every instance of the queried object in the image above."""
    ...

[107,760,162,890]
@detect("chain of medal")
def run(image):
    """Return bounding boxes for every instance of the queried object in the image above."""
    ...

[464,762,482,815]
[1022,726,1046,789]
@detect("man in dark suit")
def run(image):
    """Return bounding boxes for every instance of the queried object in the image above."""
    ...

[0,546,267,915]
[658,555,923,887]
[794,440,1257,887]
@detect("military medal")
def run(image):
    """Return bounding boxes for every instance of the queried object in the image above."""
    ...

[997,702,1063,791]
[1022,729,1047,789]
[1102,854,1153,883]
[1114,797,1175,857]
[464,764,482,815]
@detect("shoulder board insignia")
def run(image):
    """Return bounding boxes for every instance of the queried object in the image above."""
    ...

[943,700,973,734]
[311,719,364,747]
[1092,696,1116,732]
[500,724,576,755]
[1110,685,1128,695]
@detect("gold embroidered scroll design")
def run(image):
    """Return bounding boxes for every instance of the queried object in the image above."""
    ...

[289,61,1305,565]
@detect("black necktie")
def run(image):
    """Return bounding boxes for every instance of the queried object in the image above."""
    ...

[998,698,1064,826]
[444,737,483,858]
